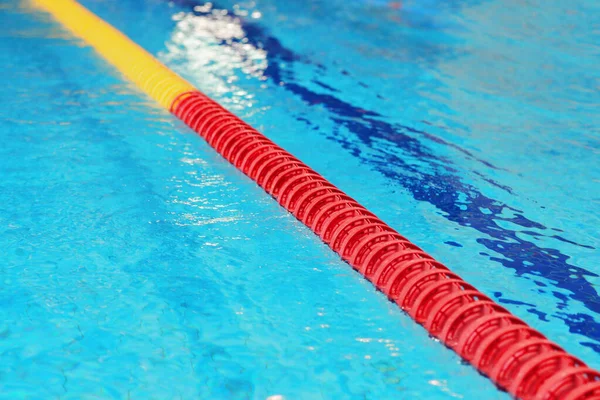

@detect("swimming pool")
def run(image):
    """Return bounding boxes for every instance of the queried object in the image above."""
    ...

[1,0,599,398]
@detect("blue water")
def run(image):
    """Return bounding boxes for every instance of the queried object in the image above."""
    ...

[1,0,599,398]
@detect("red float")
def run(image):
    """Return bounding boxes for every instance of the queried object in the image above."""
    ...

[172,90,600,399]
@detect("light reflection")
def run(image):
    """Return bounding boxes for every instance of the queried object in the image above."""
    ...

[160,4,268,113]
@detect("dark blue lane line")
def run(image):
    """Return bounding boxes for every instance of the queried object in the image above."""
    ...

[172,0,600,349]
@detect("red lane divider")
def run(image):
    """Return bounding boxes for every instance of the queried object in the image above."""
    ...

[172,90,600,400]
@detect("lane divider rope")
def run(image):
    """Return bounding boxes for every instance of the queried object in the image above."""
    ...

[32,0,600,398]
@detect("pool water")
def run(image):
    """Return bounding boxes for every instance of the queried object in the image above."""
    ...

[0,0,598,399]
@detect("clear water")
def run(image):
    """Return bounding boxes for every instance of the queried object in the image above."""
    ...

[0,0,598,399]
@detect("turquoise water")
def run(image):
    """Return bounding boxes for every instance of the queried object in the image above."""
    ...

[1,0,599,398]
